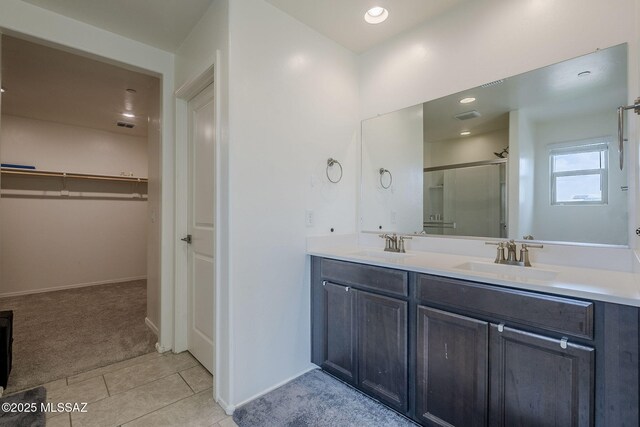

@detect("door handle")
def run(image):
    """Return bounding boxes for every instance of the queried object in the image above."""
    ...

[181,234,192,244]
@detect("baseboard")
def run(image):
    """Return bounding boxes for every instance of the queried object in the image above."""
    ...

[155,342,171,353]
[145,317,159,337]
[231,364,318,411]
[0,276,147,298]
[217,396,234,415]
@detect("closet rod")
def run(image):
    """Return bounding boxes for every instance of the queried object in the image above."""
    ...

[1,168,148,183]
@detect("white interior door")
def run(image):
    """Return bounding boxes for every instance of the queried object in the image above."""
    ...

[186,83,215,373]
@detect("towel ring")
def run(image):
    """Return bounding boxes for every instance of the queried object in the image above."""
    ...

[379,168,392,189]
[326,158,343,183]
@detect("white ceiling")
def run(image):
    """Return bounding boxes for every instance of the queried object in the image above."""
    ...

[266,0,469,53]
[19,0,468,54]
[421,44,627,143]
[1,35,160,137]
[20,0,213,52]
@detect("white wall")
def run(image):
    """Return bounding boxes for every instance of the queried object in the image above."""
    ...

[509,109,536,240]
[0,0,175,349]
[0,115,147,296]
[360,0,636,119]
[175,0,228,90]
[227,0,359,407]
[1,115,147,175]
[532,111,627,244]
[361,104,423,232]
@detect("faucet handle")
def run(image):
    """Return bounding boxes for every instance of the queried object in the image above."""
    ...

[398,235,412,253]
[521,243,543,249]
[486,241,506,263]
[379,233,391,251]
[519,243,543,267]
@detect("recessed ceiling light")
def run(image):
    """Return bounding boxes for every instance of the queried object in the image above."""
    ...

[460,131,471,136]
[578,71,591,77]
[122,112,135,118]
[459,97,476,104]
[364,7,389,24]
[0,87,5,93]
[126,88,137,93]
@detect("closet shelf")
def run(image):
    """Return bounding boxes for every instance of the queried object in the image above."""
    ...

[1,168,148,183]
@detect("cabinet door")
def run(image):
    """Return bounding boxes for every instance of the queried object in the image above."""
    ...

[357,291,408,412]
[416,306,488,427]
[320,282,357,384]
[489,325,594,427]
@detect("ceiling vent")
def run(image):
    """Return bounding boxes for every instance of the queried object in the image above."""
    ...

[454,110,481,121]
[480,79,505,88]
[116,121,135,129]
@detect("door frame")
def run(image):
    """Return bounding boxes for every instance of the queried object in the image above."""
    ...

[0,27,175,350]
[174,60,222,402]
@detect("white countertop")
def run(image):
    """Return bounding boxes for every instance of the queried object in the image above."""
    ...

[307,245,640,307]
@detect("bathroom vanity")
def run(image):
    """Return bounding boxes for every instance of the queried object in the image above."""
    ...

[310,252,639,427]
[312,40,640,426]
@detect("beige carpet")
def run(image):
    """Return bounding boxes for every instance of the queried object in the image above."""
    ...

[0,280,157,392]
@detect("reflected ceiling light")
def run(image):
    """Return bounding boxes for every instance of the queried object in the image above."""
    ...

[460,131,471,136]
[364,7,389,24]
[122,112,135,118]
[459,97,476,104]
[0,87,5,93]
[578,70,591,77]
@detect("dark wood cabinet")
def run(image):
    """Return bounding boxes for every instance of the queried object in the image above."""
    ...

[311,258,409,413]
[357,291,408,412]
[489,325,594,427]
[311,257,638,427]
[320,282,356,384]
[415,306,488,427]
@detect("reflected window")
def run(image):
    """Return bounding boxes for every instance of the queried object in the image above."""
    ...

[549,141,608,205]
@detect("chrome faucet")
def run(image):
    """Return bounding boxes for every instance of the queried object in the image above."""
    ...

[379,233,412,253]
[485,239,543,267]
[505,240,518,263]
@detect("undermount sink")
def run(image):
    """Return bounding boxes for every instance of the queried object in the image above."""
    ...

[348,249,414,260]
[454,261,558,282]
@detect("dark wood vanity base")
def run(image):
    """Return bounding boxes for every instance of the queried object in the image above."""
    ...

[310,256,639,427]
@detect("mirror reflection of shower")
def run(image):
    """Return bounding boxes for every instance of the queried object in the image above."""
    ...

[424,160,507,239]
[494,147,509,158]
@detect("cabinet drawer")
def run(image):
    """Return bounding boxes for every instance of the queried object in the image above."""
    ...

[320,258,408,297]
[416,274,593,339]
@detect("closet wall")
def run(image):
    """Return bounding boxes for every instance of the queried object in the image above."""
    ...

[0,114,148,296]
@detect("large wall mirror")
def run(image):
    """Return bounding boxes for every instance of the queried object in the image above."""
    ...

[361,43,628,246]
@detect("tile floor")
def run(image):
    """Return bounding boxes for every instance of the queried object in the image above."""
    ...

[34,351,237,427]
